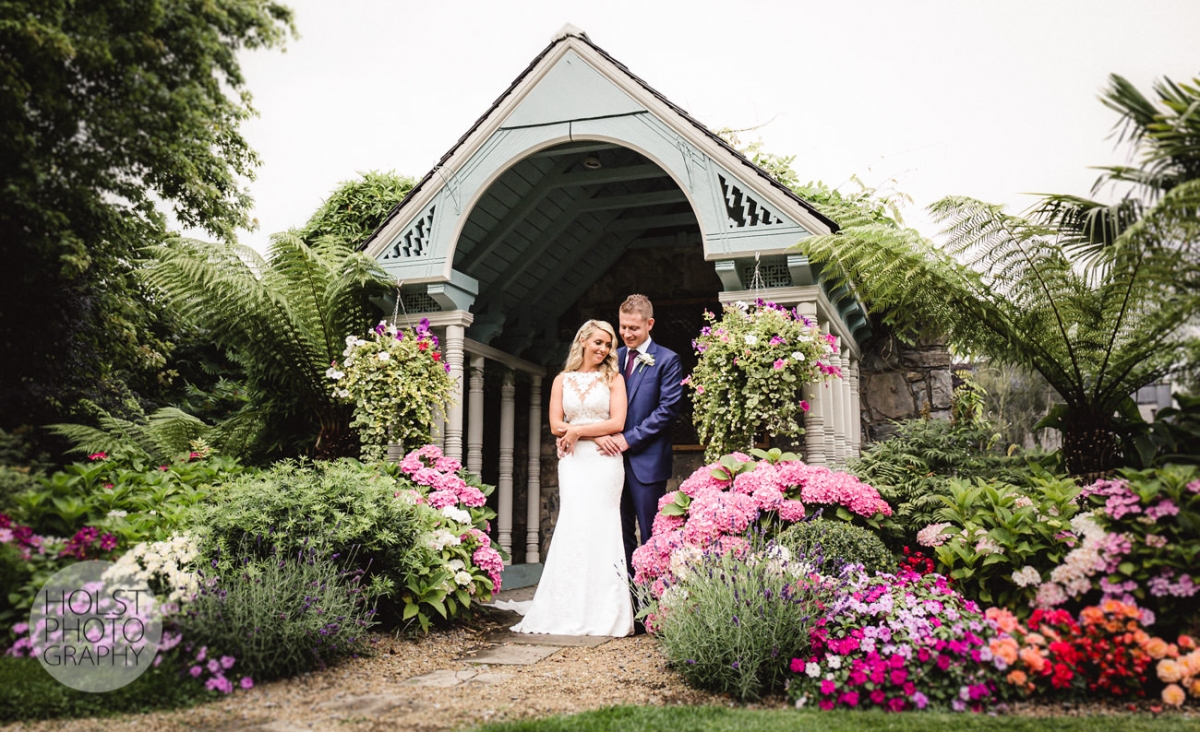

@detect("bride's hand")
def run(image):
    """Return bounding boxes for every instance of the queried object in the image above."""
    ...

[558,427,579,456]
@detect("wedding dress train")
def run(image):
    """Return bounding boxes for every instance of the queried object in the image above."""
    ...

[511,371,633,637]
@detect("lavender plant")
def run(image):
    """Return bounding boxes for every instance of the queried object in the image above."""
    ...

[647,535,843,701]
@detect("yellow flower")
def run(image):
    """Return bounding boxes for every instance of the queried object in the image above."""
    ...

[1161,683,1186,707]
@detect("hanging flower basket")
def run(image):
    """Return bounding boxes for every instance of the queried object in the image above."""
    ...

[330,318,457,462]
[686,300,841,462]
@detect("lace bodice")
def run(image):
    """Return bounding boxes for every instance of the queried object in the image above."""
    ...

[562,371,611,426]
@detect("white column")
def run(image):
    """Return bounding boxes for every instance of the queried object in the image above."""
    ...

[848,358,862,456]
[497,370,516,563]
[466,355,485,475]
[842,353,854,462]
[431,408,445,451]
[830,344,847,464]
[444,323,467,461]
[821,325,837,462]
[797,302,826,465]
[525,374,543,564]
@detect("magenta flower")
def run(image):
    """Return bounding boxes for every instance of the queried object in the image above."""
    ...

[240,676,254,690]
[773,358,786,370]
[189,665,203,678]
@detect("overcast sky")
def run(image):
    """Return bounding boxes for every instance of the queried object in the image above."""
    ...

[228,0,1200,252]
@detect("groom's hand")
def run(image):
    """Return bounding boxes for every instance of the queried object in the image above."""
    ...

[596,434,628,456]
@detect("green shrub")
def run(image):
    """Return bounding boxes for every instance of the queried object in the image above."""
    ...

[849,416,1059,544]
[927,470,1083,612]
[776,518,894,575]
[10,448,243,543]
[189,459,426,607]
[176,550,375,681]
[650,540,839,701]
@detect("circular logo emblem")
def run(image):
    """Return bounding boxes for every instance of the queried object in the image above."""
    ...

[29,560,163,692]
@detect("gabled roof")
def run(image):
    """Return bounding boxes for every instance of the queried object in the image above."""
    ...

[360,25,836,252]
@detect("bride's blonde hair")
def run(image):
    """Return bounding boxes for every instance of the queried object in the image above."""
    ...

[563,319,619,380]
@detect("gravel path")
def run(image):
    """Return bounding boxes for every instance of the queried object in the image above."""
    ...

[1,605,740,732]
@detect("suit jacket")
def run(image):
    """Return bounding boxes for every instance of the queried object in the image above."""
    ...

[618,341,683,484]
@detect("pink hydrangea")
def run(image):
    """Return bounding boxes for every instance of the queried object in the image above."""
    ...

[678,465,729,497]
[434,456,463,473]
[426,490,459,509]
[652,511,685,536]
[456,485,488,508]
[472,545,504,592]
[778,499,806,522]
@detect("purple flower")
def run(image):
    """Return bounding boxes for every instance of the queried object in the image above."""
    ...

[911,691,929,709]
[220,655,236,670]
[240,676,254,689]
[189,665,203,678]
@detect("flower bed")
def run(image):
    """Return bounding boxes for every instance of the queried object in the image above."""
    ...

[634,450,891,599]
[787,570,1005,712]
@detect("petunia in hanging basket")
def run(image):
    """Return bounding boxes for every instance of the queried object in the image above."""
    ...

[686,300,841,461]
[330,318,457,462]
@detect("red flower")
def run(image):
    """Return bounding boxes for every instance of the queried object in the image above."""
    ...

[418,341,429,351]
[432,351,441,362]
[88,452,108,460]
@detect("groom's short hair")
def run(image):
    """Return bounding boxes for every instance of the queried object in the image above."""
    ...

[620,294,653,320]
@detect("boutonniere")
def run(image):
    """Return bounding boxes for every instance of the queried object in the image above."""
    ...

[636,351,655,372]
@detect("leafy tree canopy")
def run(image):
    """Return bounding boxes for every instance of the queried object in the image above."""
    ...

[0,0,294,434]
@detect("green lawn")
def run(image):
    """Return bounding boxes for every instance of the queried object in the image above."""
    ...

[0,656,209,722]
[469,705,1200,732]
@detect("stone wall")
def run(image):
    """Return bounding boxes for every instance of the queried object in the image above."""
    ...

[857,335,954,442]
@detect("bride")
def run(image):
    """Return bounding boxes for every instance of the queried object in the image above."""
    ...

[511,319,634,637]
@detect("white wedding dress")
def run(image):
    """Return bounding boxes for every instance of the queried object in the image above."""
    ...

[511,371,634,637]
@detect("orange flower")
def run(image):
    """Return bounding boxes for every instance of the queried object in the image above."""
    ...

[987,607,1021,634]
[1162,683,1186,708]
[1133,630,1150,645]
[1025,632,1047,647]
[1190,678,1200,697]
[1181,651,1200,677]
[991,637,1019,666]
[1080,606,1104,626]
[1158,659,1185,683]
[1020,647,1047,673]
[1145,637,1170,659]
[1007,669,1028,686]
[1179,635,1197,651]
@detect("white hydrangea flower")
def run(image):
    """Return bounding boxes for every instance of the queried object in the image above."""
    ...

[441,505,472,524]
[1011,566,1041,587]
[454,571,473,587]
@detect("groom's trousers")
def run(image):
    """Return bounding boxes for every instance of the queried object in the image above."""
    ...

[620,470,667,579]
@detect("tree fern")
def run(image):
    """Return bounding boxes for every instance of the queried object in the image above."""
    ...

[139,231,394,458]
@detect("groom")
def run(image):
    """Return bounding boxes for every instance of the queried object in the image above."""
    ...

[596,294,683,579]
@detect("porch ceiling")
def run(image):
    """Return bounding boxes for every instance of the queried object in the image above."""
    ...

[454,141,698,349]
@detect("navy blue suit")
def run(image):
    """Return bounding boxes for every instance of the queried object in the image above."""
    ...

[617,340,683,575]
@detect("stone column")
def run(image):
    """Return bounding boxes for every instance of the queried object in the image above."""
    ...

[848,358,862,456]
[444,322,467,461]
[525,374,543,564]
[497,370,516,563]
[466,355,485,475]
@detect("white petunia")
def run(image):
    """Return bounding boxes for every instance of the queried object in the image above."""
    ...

[744,334,758,345]
[377,352,390,362]
[791,351,805,362]
[325,367,345,380]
